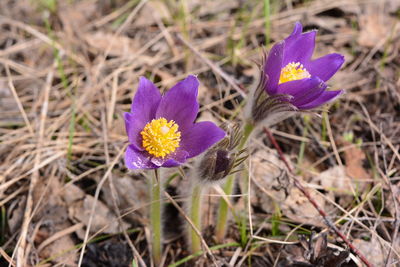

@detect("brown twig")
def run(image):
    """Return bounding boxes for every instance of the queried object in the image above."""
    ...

[379,128,399,267]
[359,102,400,266]
[163,191,220,267]
[176,33,246,98]
[14,69,53,267]
[101,112,147,267]
[77,144,128,267]
[263,127,374,267]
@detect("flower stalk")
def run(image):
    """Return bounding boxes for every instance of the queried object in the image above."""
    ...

[188,123,247,253]
[215,121,254,242]
[189,184,203,253]
[150,169,162,266]
[215,172,235,242]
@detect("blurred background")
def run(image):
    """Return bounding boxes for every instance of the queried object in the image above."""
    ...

[0,0,399,266]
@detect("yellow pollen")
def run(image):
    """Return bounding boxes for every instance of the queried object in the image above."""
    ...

[279,62,311,84]
[141,118,181,158]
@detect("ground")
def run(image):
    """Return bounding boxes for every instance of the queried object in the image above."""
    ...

[0,0,399,266]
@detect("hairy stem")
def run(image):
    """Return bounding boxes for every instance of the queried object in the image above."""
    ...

[215,122,254,242]
[150,169,162,266]
[189,184,203,253]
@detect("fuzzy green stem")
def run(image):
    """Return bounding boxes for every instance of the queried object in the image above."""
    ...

[215,172,235,243]
[297,115,310,174]
[237,122,256,246]
[215,122,254,243]
[150,169,162,266]
[239,122,255,150]
[189,184,203,253]
[239,170,249,246]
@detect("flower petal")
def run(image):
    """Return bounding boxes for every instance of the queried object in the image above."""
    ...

[124,112,144,150]
[263,41,284,95]
[125,145,157,169]
[285,22,303,43]
[180,121,226,158]
[131,76,162,118]
[125,77,162,149]
[276,76,320,96]
[156,75,199,131]
[297,90,343,109]
[306,53,344,82]
[283,30,317,66]
[291,22,303,35]
[291,81,327,107]
[151,150,189,168]
[276,77,326,108]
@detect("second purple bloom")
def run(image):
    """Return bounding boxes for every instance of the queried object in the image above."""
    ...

[263,22,345,109]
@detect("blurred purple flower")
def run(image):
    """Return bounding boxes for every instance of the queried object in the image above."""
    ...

[263,22,344,109]
[124,75,226,169]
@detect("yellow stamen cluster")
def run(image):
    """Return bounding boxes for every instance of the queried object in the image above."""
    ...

[141,118,181,158]
[279,62,311,84]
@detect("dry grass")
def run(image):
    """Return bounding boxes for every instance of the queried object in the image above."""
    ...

[0,0,399,266]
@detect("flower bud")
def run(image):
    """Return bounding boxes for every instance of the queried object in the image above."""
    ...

[196,123,248,183]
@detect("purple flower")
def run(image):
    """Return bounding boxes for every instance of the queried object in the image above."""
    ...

[124,75,226,169]
[263,22,344,109]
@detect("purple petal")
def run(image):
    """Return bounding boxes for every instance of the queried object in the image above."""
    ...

[125,145,157,169]
[292,85,326,107]
[276,77,320,96]
[292,81,327,107]
[124,112,145,151]
[131,77,162,117]
[156,75,199,131]
[151,150,189,168]
[263,41,284,95]
[306,53,344,82]
[285,22,303,43]
[283,30,317,66]
[125,77,162,149]
[180,121,226,158]
[292,22,303,35]
[276,77,326,108]
[297,90,343,109]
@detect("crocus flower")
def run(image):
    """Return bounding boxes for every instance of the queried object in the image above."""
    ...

[124,75,226,169]
[263,22,344,109]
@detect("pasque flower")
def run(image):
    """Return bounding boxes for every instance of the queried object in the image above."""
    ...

[124,75,226,169]
[197,123,247,183]
[262,22,344,109]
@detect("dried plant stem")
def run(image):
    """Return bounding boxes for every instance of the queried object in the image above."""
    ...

[101,113,146,267]
[263,127,373,267]
[215,122,254,242]
[176,33,246,98]
[189,184,203,253]
[14,69,53,267]
[164,192,219,266]
[77,144,127,267]
[150,169,162,266]
[263,0,271,45]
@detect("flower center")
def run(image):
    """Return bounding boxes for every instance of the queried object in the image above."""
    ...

[141,118,181,158]
[279,62,311,84]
